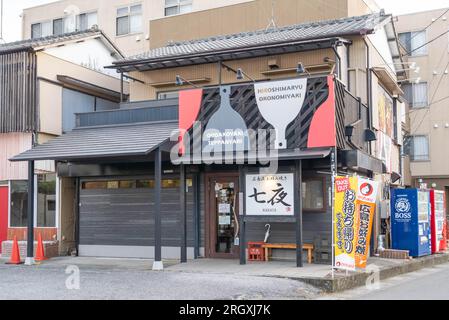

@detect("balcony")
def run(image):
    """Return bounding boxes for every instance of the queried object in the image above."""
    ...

[75,99,179,128]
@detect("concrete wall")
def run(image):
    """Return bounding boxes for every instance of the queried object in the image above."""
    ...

[396,8,449,180]
[149,0,374,48]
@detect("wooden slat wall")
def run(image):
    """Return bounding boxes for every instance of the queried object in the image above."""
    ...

[0,51,38,133]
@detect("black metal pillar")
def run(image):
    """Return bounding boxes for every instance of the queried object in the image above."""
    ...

[120,72,124,103]
[180,164,187,263]
[295,160,304,268]
[153,148,163,270]
[26,160,35,265]
[239,165,246,265]
[193,173,200,259]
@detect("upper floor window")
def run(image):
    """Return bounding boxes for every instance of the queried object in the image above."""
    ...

[31,11,98,39]
[77,11,98,31]
[157,91,179,100]
[403,82,428,108]
[116,4,142,36]
[399,31,427,56]
[408,135,430,161]
[165,0,193,16]
[31,21,52,39]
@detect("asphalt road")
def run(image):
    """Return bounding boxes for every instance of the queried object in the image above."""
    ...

[0,264,320,300]
[320,262,449,300]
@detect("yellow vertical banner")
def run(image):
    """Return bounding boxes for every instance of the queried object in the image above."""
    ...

[354,178,379,269]
[334,176,358,271]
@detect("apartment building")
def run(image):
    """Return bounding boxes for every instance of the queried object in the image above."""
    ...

[396,9,449,201]
[22,0,381,56]
[22,0,255,56]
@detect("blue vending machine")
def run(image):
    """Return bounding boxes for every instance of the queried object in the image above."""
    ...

[391,189,432,257]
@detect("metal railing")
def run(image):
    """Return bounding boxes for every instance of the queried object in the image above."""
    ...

[75,99,179,128]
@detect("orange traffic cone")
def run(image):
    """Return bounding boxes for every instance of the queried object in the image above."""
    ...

[35,233,48,262]
[6,236,23,265]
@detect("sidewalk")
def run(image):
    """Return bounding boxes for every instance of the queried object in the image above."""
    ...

[2,253,449,293]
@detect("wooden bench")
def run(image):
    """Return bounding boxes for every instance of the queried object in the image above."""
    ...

[261,243,314,264]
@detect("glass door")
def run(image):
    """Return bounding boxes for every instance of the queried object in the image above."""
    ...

[207,175,240,259]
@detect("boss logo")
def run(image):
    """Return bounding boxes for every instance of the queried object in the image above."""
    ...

[395,212,412,220]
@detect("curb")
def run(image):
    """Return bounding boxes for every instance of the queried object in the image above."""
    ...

[298,253,449,293]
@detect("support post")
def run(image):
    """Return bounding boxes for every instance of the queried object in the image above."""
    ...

[193,173,200,259]
[295,160,304,268]
[153,148,163,271]
[25,160,35,266]
[239,165,246,265]
[120,72,124,103]
[180,164,187,263]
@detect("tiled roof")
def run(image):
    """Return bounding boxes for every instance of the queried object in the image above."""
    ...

[10,121,178,161]
[115,12,390,65]
[0,28,121,55]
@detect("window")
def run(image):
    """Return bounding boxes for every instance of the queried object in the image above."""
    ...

[157,91,179,100]
[403,82,428,108]
[53,18,64,36]
[10,181,28,227]
[399,31,427,56]
[116,4,142,36]
[409,136,429,161]
[82,179,193,190]
[302,178,326,212]
[165,0,193,16]
[37,174,56,228]
[62,88,119,133]
[31,21,52,39]
[77,11,98,31]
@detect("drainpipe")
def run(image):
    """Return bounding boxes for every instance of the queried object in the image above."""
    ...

[364,37,374,155]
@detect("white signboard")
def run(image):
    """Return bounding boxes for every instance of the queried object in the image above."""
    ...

[255,78,307,149]
[246,174,295,216]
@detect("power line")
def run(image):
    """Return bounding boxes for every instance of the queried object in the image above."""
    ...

[409,59,449,136]
[408,8,449,43]
[405,29,449,57]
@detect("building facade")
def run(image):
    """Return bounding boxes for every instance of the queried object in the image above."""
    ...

[22,0,255,56]
[12,8,407,267]
[0,30,128,256]
[22,0,381,56]
[396,9,449,209]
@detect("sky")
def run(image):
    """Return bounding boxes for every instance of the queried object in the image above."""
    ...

[1,0,449,42]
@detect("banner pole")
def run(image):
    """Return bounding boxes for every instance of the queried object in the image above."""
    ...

[331,147,337,279]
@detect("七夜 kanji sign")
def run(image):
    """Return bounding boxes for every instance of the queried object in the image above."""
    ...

[246,174,295,216]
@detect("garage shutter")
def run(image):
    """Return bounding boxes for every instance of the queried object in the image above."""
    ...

[79,178,194,250]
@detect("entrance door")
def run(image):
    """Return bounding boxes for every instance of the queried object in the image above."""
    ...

[0,186,8,254]
[206,174,240,259]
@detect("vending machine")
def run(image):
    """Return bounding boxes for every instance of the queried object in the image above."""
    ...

[430,190,447,253]
[391,189,432,257]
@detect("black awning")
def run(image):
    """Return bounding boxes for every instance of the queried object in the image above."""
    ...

[10,121,178,162]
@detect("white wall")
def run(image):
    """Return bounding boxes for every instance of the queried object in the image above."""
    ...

[43,38,119,78]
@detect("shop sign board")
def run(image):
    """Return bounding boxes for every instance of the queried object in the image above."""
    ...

[246,173,295,216]
[334,176,379,270]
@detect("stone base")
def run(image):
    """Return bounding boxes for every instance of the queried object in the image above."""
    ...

[1,241,59,259]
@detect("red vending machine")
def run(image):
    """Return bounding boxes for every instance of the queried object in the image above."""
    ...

[430,190,447,253]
